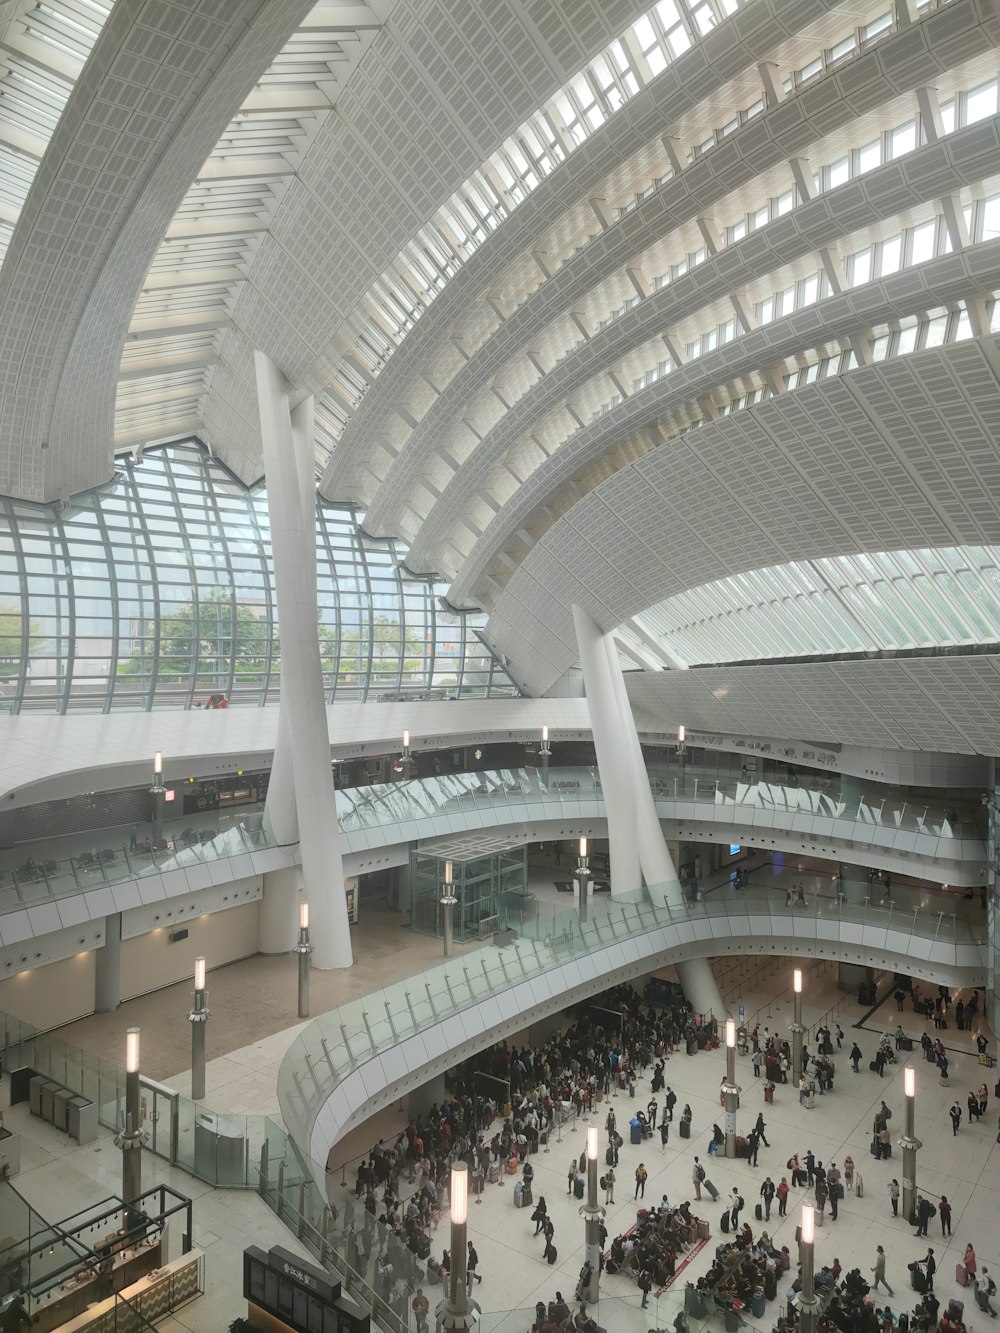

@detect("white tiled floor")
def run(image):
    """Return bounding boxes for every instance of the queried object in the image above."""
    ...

[1,1084,314,1332]
[391,966,998,1333]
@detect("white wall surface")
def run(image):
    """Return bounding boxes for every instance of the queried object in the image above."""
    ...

[120,900,260,1001]
[0,951,96,1030]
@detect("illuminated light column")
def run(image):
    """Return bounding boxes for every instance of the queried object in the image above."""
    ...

[294,903,313,1019]
[539,725,551,785]
[120,1027,143,1217]
[791,968,806,1086]
[676,725,687,781]
[150,751,165,842]
[795,1203,819,1333]
[899,1065,922,1224]
[576,837,592,925]
[400,729,415,779]
[579,1125,603,1302]
[441,862,457,959]
[255,351,352,969]
[188,956,210,1101]
[436,1163,479,1333]
[723,1018,740,1159]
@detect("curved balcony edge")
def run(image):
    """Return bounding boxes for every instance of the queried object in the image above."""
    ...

[281,906,987,1183]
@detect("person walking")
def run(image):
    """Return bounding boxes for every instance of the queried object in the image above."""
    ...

[760,1176,776,1221]
[604,1168,615,1205]
[850,1042,863,1073]
[827,1163,841,1221]
[466,1241,482,1288]
[752,1049,763,1078]
[754,1112,770,1147]
[659,1120,670,1151]
[638,1268,653,1310]
[634,1163,647,1200]
[872,1246,894,1296]
[531,1197,548,1236]
[914,1196,932,1238]
[950,1102,962,1135]
[747,1130,759,1167]
[647,1098,658,1129]
[411,1288,430,1333]
[888,1179,900,1216]
[567,1159,577,1194]
[776,1176,789,1217]
[975,1268,998,1317]
[939,1196,951,1236]
[692,1157,704,1200]
[729,1188,744,1231]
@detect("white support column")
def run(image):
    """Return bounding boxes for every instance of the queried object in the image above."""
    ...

[255,350,352,970]
[572,604,641,894]
[94,912,122,1013]
[600,633,728,1020]
[265,707,299,845]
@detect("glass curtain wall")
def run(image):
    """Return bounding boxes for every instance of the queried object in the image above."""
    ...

[0,440,517,713]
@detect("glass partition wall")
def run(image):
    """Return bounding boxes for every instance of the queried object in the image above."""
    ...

[410,843,526,941]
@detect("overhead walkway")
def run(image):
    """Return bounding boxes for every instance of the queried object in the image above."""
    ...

[276,878,988,1180]
[0,765,984,945]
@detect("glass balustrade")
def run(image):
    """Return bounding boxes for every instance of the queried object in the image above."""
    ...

[0,762,983,920]
[276,873,985,1167]
[0,856,985,1333]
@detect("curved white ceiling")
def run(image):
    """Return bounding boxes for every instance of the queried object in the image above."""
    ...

[485,337,1000,693]
[0,0,999,728]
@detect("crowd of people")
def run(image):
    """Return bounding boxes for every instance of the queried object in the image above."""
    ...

[331,976,991,1333]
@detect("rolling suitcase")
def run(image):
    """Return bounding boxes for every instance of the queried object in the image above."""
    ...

[720,1210,730,1234]
[488,1162,501,1183]
[755,1204,763,1221]
[680,1120,691,1139]
[631,1123,642,1145]
[765,1271,778,1301]
[574,1177,585,1199]
[855,1174,863,1198]
[522,1184,532,1207]
[956,1265,969,1287]
[704,1179,719,1201]
[752,1290,766,1318]
[513,1182,524,1207]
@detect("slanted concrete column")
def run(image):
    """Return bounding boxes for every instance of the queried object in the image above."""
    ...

[573,604,727,1019]
[255,350,352,970]
[572,604,641,894]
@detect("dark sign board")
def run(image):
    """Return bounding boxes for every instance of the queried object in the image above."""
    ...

[244,1245,369,1333]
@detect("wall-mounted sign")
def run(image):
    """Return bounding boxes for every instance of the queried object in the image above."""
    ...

[243,1245,370,1333]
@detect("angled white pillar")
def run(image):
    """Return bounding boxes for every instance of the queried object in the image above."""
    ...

[572,604,641,894]
[255,350,352,970]
[603,631,727,1017]
[265,707,298,845]
[575,605,727,1018]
